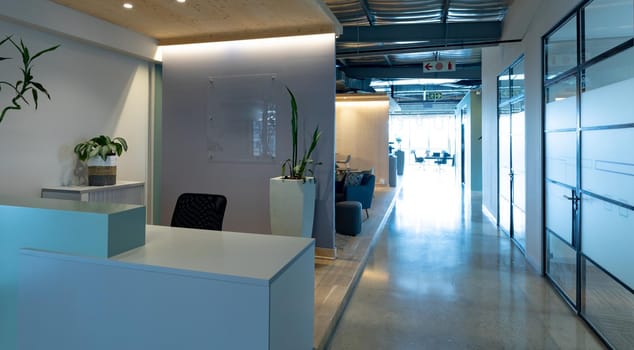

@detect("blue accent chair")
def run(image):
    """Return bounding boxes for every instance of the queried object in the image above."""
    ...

[335,173,375,218]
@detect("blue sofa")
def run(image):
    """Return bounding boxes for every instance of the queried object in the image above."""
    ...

[335,172,375,218]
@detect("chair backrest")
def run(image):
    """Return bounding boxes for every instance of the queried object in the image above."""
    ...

[171,193,227,231]
[336,154,351,164]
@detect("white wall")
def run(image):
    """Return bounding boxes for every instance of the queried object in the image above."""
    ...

[160,34,336,249]
[0,18,150,199]
[335,97,389,185]
[481,0,585,272]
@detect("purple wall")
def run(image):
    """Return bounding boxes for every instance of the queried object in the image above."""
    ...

[161,34,336,249]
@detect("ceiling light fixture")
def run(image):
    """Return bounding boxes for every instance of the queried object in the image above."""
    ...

[123,3,133,9]
[176,0,186,3]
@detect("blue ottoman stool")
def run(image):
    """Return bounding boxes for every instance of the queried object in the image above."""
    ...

[336,201,362,236]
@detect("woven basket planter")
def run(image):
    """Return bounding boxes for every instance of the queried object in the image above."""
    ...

[87,155,117,186]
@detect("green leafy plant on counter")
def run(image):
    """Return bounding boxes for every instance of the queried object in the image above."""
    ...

[74,135,128,161]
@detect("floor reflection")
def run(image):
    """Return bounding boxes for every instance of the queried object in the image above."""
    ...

[327,165,606,350]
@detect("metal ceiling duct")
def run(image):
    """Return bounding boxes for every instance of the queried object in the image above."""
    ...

[325,0,512,26]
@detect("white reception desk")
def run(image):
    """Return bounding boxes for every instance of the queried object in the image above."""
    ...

[19,225,314,350]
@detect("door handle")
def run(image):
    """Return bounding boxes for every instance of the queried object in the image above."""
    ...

[563,194,580,211]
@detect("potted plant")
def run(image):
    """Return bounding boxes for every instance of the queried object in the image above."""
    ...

[0,35,59,124]
[270,87,321,238]
[73,135,128,186]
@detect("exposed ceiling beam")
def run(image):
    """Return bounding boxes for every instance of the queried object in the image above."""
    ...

[441,0,450,24]
[337,22,501,43]
[359,0,376,26]
[337,38,522,59]
[342,65,481,80]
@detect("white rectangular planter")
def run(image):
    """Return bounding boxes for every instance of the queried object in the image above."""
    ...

[269,176,316,238]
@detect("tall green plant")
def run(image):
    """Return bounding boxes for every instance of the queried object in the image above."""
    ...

[0,35,59,124]
[281,87,321,179]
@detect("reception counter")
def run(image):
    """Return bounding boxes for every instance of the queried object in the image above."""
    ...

[18,225,315,350]
[0,196,145,350]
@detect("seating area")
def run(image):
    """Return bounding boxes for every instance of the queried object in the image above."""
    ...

[407,150,456,169]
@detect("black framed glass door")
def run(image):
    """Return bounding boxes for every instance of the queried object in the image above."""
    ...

[498,57,526,250]
[543,0,633,348]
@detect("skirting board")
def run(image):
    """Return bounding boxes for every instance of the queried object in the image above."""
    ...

[315,247,336,260]
[482,206,497,226]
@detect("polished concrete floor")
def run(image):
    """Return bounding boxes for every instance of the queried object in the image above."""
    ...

[327,166,606,349]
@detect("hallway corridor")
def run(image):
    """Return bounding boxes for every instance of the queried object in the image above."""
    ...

[327,166,605,349]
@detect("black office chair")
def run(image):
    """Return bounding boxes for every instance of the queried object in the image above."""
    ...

[170,193,227,231]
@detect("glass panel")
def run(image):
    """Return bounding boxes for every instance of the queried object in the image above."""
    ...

[547,232,577,303]
[546,182,574,244]
[545,76,577,130]
[511,102,526,208]
[546,16,578,80]
[584,0,634,61]
[499,106,511,233]
[583,258,634,350]
[498,69,511,105]
[581,196,634,288]
[581,128,634,203]
[511,101,526,249]
[511,59,525,98]
[207,74,279,163]
[582,47,634,127]
[545,131,577,187]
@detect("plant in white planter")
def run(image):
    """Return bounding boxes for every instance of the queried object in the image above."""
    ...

[73,135,128,186]
[270,87,321,238]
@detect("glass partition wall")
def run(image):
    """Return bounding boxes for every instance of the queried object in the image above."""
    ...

[498,58,526,250]
[543,0,633,348]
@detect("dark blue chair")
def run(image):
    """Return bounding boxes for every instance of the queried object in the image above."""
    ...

[336,173,375,218]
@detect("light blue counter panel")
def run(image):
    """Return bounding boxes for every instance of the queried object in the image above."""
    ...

[18,227,314,350]
[0,196,145,350]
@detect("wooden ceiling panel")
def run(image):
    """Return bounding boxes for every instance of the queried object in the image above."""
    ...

[51,0,341,45]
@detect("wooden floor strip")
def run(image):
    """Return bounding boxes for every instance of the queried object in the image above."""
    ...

[313,183,402,349]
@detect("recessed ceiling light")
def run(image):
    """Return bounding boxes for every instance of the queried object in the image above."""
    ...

[123,3,133,9]
[176,0,186,3]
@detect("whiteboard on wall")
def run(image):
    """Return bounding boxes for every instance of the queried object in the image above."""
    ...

[207,74,284,163]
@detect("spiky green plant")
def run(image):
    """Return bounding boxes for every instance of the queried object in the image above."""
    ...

[281,87,321,180]
[0,35,59,124]
[74,135,128,161]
